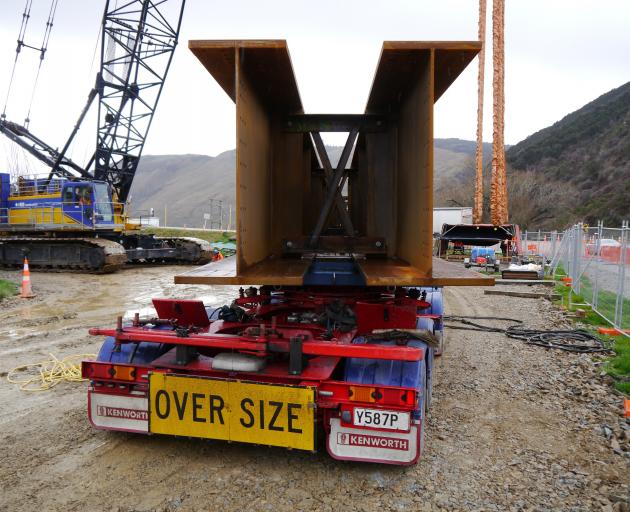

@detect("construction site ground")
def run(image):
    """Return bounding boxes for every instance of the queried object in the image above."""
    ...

[0,266,628,512]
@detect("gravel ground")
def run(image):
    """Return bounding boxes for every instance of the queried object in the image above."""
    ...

[0,267,628,512]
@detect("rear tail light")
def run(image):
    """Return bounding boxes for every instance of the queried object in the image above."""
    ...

[349,386,379,403]
[111,365,136,381]
[83,361,139,382]
[319,382,418,408]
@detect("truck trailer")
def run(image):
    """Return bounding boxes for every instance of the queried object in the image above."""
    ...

[82,39,492,465]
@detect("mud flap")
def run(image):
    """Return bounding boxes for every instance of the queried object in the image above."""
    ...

[88,390,149,434]
[327,418,421,465]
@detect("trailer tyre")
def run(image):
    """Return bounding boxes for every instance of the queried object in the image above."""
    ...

[418,288,445,355]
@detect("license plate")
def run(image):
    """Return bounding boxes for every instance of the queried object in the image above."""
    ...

[148,373,316,450]
[353,407,410,431]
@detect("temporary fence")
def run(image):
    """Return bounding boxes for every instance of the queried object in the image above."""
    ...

[529,222,630,337]
[520,229,561,261]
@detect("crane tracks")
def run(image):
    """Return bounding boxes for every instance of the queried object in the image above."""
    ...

[0,237,127,273]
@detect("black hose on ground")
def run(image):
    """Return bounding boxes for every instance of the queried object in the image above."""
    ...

[444,315,612,354]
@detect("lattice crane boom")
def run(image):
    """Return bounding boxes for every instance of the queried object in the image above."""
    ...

[1,0,186,205]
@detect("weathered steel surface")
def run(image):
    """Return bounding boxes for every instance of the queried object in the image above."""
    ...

[175,256,494,287]
[181,39,485,287]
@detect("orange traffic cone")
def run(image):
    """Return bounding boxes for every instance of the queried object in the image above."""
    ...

[20,257,35,298]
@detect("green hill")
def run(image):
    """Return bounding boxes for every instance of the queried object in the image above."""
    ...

[506,81,630,225]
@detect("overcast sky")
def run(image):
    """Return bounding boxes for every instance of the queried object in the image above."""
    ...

[0,0,629,173]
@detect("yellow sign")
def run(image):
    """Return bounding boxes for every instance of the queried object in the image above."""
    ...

[149,374,316,451]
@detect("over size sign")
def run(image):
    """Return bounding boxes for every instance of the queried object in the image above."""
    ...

[149,373,315,451]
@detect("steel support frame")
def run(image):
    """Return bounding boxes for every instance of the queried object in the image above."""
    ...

[308,128,359,246]
[88,326,424,362]
[280,114,383,247]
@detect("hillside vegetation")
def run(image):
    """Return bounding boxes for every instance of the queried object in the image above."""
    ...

[506,81,630,226]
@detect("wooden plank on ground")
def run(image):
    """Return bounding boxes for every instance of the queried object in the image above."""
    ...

[495,279,555,286]
[484,289,560,299]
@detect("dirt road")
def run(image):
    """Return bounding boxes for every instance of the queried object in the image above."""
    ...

[0,267,628,512]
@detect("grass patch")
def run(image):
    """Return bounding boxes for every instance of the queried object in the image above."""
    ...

[0,279,17,300]
[615,382,630,394]
[605,336,630,395]
[551,277,630,396]
[141,227,235,245]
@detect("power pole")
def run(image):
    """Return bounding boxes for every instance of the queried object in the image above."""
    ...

[491,0,508,225]
[473,0,487,224]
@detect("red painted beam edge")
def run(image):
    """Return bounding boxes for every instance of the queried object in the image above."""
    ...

[88,329,423,362]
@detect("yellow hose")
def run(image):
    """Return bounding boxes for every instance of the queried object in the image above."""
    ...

[7,353,96,391]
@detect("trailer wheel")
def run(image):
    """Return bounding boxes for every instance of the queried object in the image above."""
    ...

[418,288,445,355]
[344,337,428,422]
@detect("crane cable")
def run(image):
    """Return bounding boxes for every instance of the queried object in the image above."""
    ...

[24,0,60,128]
[1,0,33,120]
[7,353,95,391]
[1,0,60,127]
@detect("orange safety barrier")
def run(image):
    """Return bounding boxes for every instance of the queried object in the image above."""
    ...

[625,399,630,418]
[600,246,621,264]
[597,327,630,336]
[20,257,35,299]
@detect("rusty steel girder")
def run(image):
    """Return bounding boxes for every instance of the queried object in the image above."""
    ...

[177,40,489,287]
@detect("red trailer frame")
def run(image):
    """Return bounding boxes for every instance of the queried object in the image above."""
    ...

[83,287,438,465]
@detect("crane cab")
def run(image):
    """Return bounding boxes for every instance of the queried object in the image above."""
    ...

[0,172,122,232]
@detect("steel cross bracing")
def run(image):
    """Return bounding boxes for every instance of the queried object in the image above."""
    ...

[310,131,357,242]
[281,114,390,248]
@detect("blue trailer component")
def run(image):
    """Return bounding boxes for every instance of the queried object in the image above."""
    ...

[96,336,169,365]
[344,337,431,420]
[303,258,366,286]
